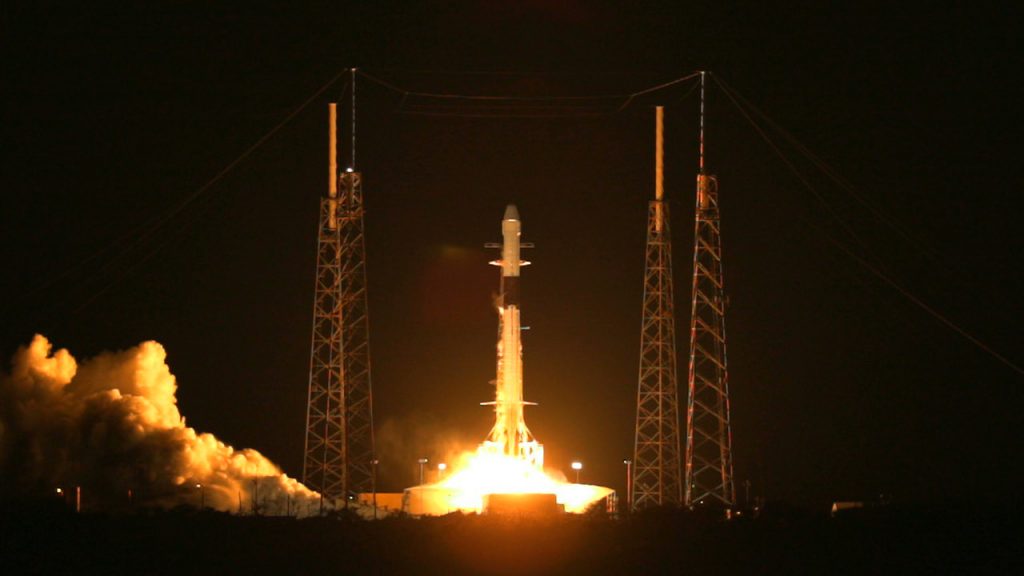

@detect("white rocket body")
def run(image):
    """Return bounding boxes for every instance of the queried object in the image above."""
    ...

[500,204,522,277]
[483,205,542,469]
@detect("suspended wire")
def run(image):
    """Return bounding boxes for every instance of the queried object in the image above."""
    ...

[714,74,944,265]
[820,226,1024,377]
[44,69,702,313]
[618,71,702,112]
[359,68,626,100]
[397,101,627,119]
[710,73,871,252]
[358,69,701,117]
[676,79,701,104]
[63,70,351,312]
[396,99,623,118]
[630,71,702,98]
[363,66,669,78]
[717,74,1022,316]
[712,73,1020,313]
[397,109,616,119]
[356,70,406,95]
[711,72,1022,378]
[27,63,1015,378]
[72,207,213,313]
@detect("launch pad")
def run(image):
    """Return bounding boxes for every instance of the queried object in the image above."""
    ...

[484,494,561,516]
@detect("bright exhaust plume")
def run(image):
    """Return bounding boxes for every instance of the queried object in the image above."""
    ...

[429,451,613,514]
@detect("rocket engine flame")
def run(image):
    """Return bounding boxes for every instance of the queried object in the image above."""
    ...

[0,335,321,515]
[427,451,613,514]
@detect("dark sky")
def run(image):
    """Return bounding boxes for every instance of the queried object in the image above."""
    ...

[3,2,1022,507]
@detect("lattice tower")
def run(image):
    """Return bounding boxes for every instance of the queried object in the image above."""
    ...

[303,101,375,505]
[632,107,684,509]
[684,72,736,507]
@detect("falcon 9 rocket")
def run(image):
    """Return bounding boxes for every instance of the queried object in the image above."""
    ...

[481,205,543,469]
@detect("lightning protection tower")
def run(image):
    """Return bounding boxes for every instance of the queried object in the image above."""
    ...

[632,106,684,509]
[304,78,375,507]
[684,72,736,507]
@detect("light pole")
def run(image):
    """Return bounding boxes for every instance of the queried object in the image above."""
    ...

[196,483,204,509]
[623,460,632,513]
[417,458,428,486]
[371,459,379,520]
[417,458,428,515]
[437,462,447,482]
[571,461,583,484]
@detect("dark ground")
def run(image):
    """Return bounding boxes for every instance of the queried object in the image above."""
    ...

[3,500,1022,575]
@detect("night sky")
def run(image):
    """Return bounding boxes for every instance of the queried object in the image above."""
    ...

[4,2,1022,508]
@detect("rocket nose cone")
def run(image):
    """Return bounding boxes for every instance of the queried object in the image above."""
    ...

[504,204,520,221]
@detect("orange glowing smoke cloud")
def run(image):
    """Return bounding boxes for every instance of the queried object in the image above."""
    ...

[0,335,320,515]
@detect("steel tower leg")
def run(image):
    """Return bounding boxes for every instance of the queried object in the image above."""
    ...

[684,172,736,507]
[304,194,346,504]
[336,171,375,497]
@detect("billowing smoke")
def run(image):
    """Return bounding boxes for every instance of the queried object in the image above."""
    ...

[0,335,320,515]
[375,415,479,485]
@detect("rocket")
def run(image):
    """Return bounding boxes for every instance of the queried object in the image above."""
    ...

[483,205,543,468]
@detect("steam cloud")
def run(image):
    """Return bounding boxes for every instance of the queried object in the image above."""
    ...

[0,335,320,515]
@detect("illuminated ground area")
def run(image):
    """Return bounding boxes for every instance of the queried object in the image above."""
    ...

[404,452,614,515]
